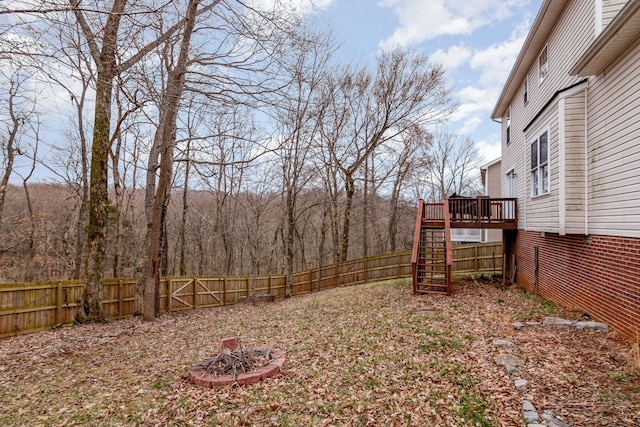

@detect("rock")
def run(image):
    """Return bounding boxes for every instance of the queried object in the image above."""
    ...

[522,400,536,412]
[492,339,514,349]
[415,310,438,316]
[527,424,546,427]
[505,364,518,374]
[514,378,528,390]
[574,321,609,332]
[543,317,574,327]
[494,354,525,367]
[513,321,525,330]
[523,410,539,422]
[524,321,541,326]
[542,410,572,427]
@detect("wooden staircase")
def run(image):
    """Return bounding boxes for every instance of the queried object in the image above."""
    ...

[412,200,452,295]
[411,197,517,296]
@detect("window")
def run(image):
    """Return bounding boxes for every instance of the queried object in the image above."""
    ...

[506,107,511,145]
[530,130,549,197]
[539,46,548,83]
[524,76,529,104]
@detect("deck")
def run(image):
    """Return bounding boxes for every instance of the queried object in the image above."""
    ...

[420,197,517,229]
[412,197,517,295]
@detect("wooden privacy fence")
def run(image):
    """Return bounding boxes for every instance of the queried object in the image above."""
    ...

[0,242,502,337]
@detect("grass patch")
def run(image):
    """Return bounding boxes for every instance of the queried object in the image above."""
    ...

[609,372,632,382]
[457,391,492,427]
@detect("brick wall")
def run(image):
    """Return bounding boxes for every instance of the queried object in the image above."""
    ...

[511,230,640,342]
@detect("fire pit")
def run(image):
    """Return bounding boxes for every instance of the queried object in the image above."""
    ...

[188,337,285,387]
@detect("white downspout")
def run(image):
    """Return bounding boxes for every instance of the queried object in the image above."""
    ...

[584,87,589,235]
[559,98,566,236]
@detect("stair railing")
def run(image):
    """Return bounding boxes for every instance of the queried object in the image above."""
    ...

[443,198,453,296]
[411,199,425,295]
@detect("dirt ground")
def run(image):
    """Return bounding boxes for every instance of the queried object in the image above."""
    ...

[0,277,638,426]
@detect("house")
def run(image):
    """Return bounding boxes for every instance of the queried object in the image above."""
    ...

[491,0,640,341]
[480,158,503,243]
[448,158,504,244]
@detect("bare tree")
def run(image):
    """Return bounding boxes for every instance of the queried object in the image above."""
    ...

[66,0,224,321]
[0,67,37,228]
[141,0,202,320]
[272,26,336,297]
[319,48,455,261]
[418,128,482,201]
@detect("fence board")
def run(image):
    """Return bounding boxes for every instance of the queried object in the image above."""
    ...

[0,243,501,337]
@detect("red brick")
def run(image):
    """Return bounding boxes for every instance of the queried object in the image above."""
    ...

[236,371,262,385]
[219,337,239,351]
[509,230,640,341]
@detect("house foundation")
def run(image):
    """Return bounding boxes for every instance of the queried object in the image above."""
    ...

[509,230,640,341]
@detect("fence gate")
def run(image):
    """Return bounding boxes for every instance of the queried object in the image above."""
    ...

[168,278,221,311]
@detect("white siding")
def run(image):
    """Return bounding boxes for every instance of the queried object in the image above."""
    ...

[525,109,560,233]
[603,0,629,27]
[485,162,503,242]
[501,0,595,233]
[586,38,640,238]
[563,90,587,234]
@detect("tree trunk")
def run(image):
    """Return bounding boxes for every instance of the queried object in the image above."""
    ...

[75,0,127,323]
[143,0,200,320]
[284,188,295,297]
[0,80,22,228]
[81,71,115,322]
[340,173,355,262]
[179,143,191,276]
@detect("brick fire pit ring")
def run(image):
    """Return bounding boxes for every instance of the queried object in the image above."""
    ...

[189,337,285,387]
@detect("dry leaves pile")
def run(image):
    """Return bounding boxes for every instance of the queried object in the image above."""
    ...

[0,277,638,426]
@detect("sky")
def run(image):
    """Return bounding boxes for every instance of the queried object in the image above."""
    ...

[2,0,543,182]
[302,0,543,166]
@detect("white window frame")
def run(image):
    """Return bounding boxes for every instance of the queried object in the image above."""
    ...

[530,129,550,197]
[539,46,548,84]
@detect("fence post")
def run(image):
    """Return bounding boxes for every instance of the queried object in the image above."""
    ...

[364,258,368,284]
[56,282,63,325]
[246,277,250,297]
[492,251,496,276]
[193,277,198,308]
[168,279,172,312]
[267,275,271,295]
[118,279,124,318]
[474,245,479,272]
[222,277,227,305]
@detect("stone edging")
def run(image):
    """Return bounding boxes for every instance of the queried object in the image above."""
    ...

[189,337,285,387]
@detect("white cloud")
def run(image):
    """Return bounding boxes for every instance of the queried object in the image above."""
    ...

[430,44,472,71]
[448,25,528,132]
[250,0,334,15]
[459,117,482,135]
[469,30,528,88]
[452,86,497,123]
[475,138,502,165]
[379,0,520,48]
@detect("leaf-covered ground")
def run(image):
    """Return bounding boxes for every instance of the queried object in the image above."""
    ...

[0,277,638,426]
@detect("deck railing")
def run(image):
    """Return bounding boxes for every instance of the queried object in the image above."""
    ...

[446,197,517,228]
